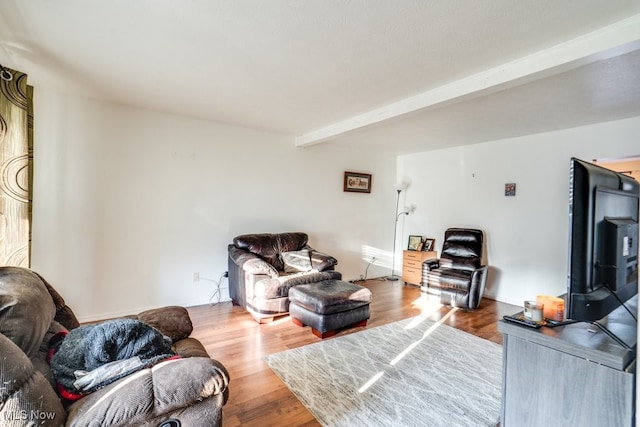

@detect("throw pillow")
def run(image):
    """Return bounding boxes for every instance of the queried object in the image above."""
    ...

[281,250,338,273]
[281,250,314,273]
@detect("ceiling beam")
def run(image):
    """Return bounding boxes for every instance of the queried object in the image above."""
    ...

[295,14,640,148]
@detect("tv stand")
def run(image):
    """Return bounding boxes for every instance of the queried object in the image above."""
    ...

[498,296,637,427]
[592,319,634,350]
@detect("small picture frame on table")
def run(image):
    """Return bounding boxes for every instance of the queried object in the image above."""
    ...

[422,238,436,252]
[408,235,423,251]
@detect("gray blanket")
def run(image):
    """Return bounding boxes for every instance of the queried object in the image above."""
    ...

[50,318,174,396]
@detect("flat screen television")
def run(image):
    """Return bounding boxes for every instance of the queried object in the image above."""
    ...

[566,157,639,324]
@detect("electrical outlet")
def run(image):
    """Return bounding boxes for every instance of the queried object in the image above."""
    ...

[193,272,200,282]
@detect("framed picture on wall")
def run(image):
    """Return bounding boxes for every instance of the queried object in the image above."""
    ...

[344,171,372,193]
[422,238,436,252]
[408,235,423,251]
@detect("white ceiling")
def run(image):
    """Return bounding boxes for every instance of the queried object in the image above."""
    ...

[1,0,640,154]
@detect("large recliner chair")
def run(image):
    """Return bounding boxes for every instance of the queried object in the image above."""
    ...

[228,232,342,323]
[0,266,230,427]
[421,228,488,310]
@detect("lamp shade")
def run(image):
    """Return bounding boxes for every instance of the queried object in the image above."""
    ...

[394,182,408,192]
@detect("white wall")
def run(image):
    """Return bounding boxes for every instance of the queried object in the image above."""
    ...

[31,89,396,321]
[398,116,640,306]
[29,87,640,320]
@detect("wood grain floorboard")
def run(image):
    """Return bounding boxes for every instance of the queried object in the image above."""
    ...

[187,278,519,426]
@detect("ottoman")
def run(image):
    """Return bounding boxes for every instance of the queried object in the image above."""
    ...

[288,280,372,339]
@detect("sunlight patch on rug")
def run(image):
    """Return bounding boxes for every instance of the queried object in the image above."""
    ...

[263,316,502,427]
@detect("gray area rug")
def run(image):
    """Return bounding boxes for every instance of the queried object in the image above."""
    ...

[263,316,502,427]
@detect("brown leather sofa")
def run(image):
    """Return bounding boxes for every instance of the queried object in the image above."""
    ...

[421,228,488,309]
[0,266,230,427]
[228,232,342,322]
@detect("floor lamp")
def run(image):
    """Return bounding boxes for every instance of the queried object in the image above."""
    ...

[387,184,409,281]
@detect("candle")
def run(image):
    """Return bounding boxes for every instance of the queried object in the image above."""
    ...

[536,295,565,321]
[524,300,544,322]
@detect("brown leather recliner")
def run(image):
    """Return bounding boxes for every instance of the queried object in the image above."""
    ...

[421,228,488,309]
[228,232,342,323]
[0,267,230,427]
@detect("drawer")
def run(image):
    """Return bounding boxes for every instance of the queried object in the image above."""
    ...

[403,259,423,269]
[404,251,424,261]
[404,250,437,262]
[403,266,421,276]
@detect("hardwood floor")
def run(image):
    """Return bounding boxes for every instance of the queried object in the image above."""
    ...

[187,278,519,427]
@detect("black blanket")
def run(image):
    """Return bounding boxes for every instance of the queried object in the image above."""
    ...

[50,318,174,397]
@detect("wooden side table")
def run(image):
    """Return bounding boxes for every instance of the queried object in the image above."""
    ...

[402,250,437,286]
